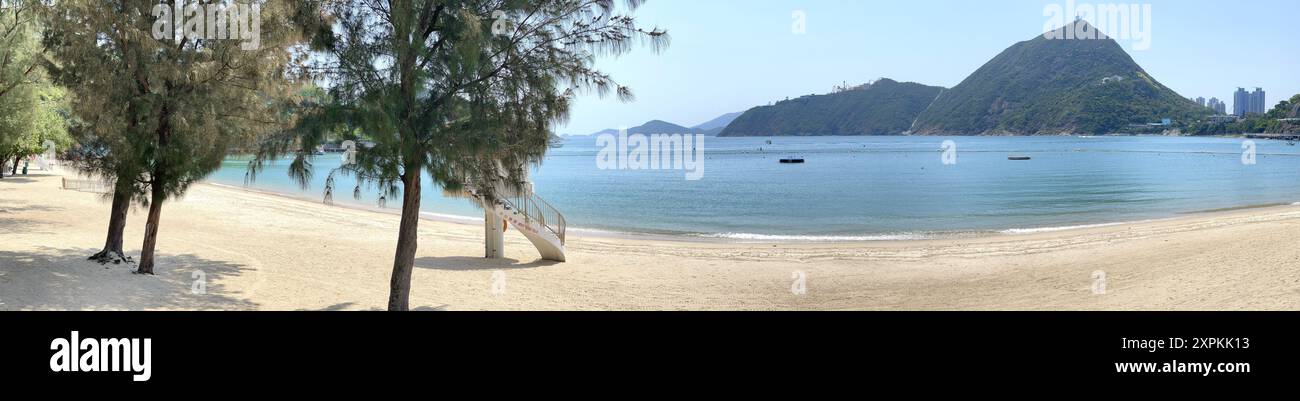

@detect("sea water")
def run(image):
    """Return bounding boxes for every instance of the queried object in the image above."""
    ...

[208,136,1300,240]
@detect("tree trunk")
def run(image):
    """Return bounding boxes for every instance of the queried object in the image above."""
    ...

[138,104,171,275]
[88,186,132,265]
[9,156,18,175]
[388,170,422,311]
[136,181,165,275]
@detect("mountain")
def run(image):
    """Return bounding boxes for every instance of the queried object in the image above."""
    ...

[692,112,743,131]
[575,119,722,138]
[629,119,727,136]
[910,20,1209,135]
[718,78,945,137]
[627,120,693,135]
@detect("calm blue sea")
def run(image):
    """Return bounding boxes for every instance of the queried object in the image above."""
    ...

[208,136,1300,240]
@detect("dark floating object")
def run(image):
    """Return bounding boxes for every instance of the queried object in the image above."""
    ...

[780,158,805,164]
[1007,156,1032,161]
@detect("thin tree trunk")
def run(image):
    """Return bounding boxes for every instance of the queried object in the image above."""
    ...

[138,104,171,275]
[136,180,164,275]
[88,186,132,264]
[9,156,17,175]
[388,169,422,311]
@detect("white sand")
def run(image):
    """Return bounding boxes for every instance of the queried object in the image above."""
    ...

[2,172,1299,310]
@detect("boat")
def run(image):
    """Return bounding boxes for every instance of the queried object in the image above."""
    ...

[1007,156,1031,161]
[779,157,805,164]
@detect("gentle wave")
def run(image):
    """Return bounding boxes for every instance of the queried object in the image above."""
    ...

[691,232,937,241]
[1000,222,1127,234]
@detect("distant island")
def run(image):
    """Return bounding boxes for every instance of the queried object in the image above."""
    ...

[571,112,742,138]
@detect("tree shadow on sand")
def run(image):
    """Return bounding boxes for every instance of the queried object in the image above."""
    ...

[0,247,259,310]
[413,256,560,271]
[0,177,44,184]
[0,203,68,235]
[296,302,449,311]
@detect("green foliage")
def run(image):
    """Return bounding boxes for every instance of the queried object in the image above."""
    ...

[44,0,313,202]
[0,0,44,101]
[719,79,944,136]
[0,84,71,160]
[0,1,68,171]
[912,21,1209,135]
[254,0,669,202]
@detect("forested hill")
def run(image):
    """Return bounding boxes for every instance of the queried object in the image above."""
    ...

[910,20,1209,135]
[719,78,944,136]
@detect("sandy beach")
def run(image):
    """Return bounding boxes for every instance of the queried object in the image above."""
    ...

[2,171,1299,311]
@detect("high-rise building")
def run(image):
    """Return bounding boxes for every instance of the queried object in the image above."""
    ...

[1196,97,1206,108]
[1250,88,1266,115]
[1208,97,1226,115]
[1233,87,1249,117]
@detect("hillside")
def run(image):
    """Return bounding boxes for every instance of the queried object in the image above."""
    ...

[625,120,720,136]
[692,112,743,131]
[719,78,944,136]
[911,20,1209,135]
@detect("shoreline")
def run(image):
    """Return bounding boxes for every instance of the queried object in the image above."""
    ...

[205,180,1300,245]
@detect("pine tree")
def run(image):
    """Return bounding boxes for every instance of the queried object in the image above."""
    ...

[44,0,316,273]
[252,0,667,310]
[0,0,44,101]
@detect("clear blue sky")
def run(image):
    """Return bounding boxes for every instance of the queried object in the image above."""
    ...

[560,0,1300,135]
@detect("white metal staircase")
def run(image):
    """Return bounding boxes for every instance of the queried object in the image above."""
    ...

[458,181,566,263]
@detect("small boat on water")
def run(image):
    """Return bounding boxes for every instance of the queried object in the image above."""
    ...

[779,157,805,164]
[1007,156,1031,161]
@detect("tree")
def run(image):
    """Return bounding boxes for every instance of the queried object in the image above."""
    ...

[0,0,45,101]
[252,0,667,310]
[0,83,70,177]
[43,0,314,273]
[0,1,64,179]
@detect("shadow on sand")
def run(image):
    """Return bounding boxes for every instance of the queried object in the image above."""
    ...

[0,177,44,184]
[414,255,560,271]
[0,247,259,310]
[297,302,450,311]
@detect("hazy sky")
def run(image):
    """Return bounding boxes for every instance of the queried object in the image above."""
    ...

[559,0,1300,135]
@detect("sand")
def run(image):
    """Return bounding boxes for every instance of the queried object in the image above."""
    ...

[2,171,1299,310]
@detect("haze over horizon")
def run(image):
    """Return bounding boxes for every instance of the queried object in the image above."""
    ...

[560,0,1300,136]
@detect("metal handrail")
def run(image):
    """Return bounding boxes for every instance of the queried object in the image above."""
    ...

[501,192,566,245]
